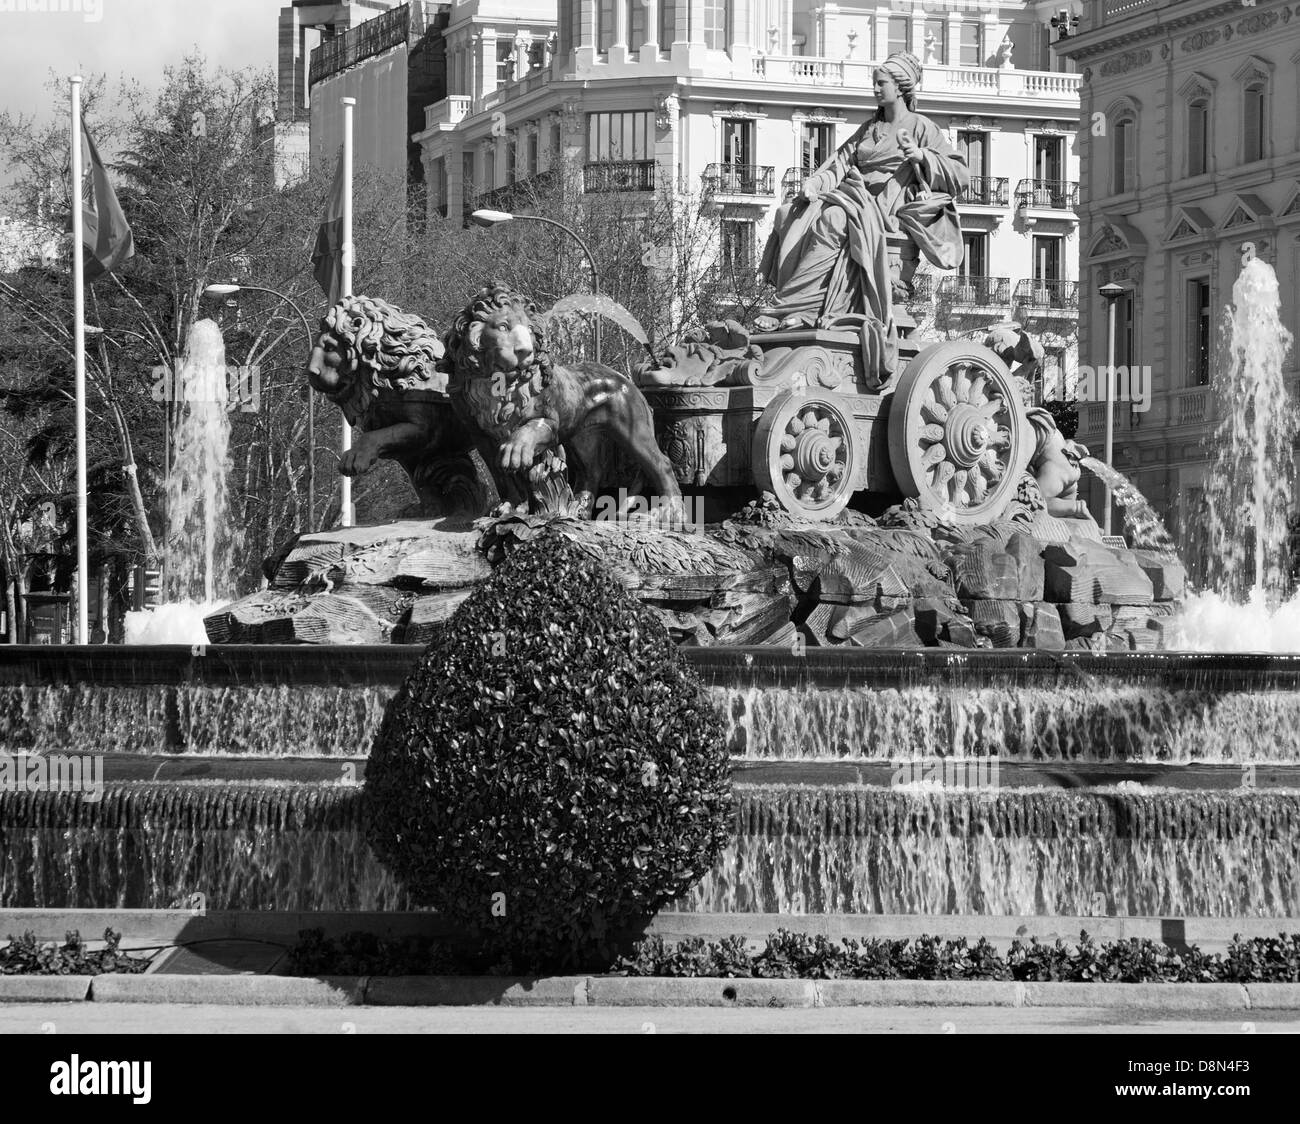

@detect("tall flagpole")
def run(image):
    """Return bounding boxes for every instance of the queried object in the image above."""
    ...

[70,76,89,644]
[339,96,354,528]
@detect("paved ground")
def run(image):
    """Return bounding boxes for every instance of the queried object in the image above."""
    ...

[1,1003,1296,1034]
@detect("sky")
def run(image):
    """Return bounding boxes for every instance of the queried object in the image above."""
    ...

[0,0,278,192]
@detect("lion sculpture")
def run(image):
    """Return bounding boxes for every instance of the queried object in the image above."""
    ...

[305,295,497,517]
[444,283,683,520]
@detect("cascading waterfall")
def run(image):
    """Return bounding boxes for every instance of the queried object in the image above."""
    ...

[3,782,1297,915]
[125,319,239,643]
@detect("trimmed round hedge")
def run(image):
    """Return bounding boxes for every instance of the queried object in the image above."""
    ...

[364,529,733,969]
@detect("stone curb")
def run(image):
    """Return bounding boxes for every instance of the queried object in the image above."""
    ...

[88,975,365,1006]
[6,976,1300,1008]
[364,976,589,1007]
[588,978,818,1008]
[0,977,93,1003]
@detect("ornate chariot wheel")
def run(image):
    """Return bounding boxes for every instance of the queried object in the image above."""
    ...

[752,389,860,520]
[886,341,1032,525]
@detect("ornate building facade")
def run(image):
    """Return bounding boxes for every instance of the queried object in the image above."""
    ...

[409,0,1083,360]
[1059,0,1300,546]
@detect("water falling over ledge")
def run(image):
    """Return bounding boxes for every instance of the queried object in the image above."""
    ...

[2,783,1297,915]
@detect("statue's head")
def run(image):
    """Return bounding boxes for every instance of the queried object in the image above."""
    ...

[875,52,922,111]
[445,283,554,386]
[1027,406,1089,469]
[306,295,449,400]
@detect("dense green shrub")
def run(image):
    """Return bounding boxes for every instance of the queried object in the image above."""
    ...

[363,529,733,970]
[0,929,150,975]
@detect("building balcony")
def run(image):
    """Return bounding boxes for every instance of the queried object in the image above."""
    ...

[475,169,560,214]
[963,176,1009,207]
[1172,386,1213,428]
[424,96,471,130]
[1015,179,1079,214]
[750,57,1081,101]
[1013,279,1079,316]
[938,275,1012,308]
[781,167,806,204]
[702,163,776,201]
[584,160,656,193]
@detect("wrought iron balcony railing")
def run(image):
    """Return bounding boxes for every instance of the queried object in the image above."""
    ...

[703,163,776,197]
[963,176,1009,207]
[474,169,560,213]
[1014,179,1079,211]
[781,167,806,203]
[583,160,656,193]
[938,275,1011,306]
[1013,279,1080,310]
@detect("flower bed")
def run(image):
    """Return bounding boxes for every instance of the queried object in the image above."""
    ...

[0,929,152,975]
[285,928,1300,983]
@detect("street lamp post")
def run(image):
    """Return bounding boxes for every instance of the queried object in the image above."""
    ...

[469,209,602,364]
[1098,281,1125,537]
[204,283,318,528]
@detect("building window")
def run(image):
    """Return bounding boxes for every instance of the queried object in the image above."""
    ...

[597,0,615,53]
[1113,115,1135,194]
[1113,290,1135,370]
[961,231,987,278]
[431,157,446,215]
[703,0,728,50]
[506,134,517,183]
[1034,135,1062,182]
[958,130,987,179]
[720,219,755,277]
[801,122,835,172]
[660,0,676,50]
[722,117,753,166]
[587,111,653,161]
[888,16,910,56]
[628,0,646,51]
[481,147,494,192]
[461,150,475,199]
[1188,98,1209,176]
[959,23,982,66]
[1243,83,1266,163]
[527,132,539,177]
[551,123,562,160]
[1188,278,1211,387]
[924,18,946,63]
[1042,348,1066,401]
[496,40,515,85]
[1032,235,1061,283]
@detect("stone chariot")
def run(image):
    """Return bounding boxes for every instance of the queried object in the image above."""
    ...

[640,234,1036,525]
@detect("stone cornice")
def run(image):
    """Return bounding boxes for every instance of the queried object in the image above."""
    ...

[1057,0,1267,63]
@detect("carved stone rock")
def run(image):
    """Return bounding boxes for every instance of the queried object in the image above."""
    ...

[946,532,1045,601]
[1019,601,1066,651]
[1043,539,1154,605]
[1128,549,1186,601]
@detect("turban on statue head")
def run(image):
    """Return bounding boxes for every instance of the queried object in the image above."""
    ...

[881,51,923,96]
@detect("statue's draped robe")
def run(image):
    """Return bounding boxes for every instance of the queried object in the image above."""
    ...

[760,110,969,347]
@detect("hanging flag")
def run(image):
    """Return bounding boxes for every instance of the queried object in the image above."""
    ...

[312,150,346,304]
[80,124,134,281]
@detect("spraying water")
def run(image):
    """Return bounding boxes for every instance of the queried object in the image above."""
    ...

[1079,456,1178,556]
[126,320,238,644]
[1203,248,1296,599]
[1173,247,1299,651]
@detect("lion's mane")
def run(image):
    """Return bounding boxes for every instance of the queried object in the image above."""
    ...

[323,295,449,396]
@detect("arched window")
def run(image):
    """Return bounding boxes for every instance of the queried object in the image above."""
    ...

[1112,114,1136,194]
[1244,82,1266,162]
[1188,98,1209,176]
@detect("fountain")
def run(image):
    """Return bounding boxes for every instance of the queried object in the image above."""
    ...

[1173,246,1299,651]
[124,319,239,645]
